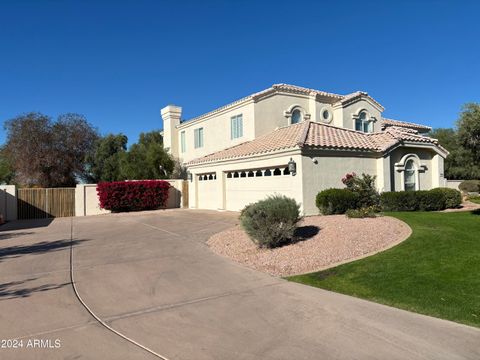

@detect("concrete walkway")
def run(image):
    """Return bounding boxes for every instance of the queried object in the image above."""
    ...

[0,210,478,359]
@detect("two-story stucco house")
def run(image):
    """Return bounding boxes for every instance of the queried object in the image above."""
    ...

[161,84,447,215]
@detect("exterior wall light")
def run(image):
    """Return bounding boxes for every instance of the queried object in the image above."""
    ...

[288,158,297,176]
[187,172,193,182]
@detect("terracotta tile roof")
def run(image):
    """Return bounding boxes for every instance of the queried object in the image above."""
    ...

[381,118,432,132]
[186,122,444,166]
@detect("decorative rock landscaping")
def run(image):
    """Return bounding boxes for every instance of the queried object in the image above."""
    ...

[208,215,411,277]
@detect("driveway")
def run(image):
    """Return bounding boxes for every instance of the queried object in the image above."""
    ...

[0,210,479,359]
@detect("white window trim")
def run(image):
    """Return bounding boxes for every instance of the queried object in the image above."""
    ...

[231,114,243,139]
[180,131,186,153]
[394,154,427,191]
[352,109,376,133]
[284,104,311,125]
[319,106,333,123]
[194,127,204,148]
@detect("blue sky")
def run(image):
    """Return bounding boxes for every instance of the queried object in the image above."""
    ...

[0,0,478,145]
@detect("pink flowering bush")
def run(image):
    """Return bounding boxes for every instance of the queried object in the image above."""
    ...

[342,172,379,208]
[97,180,170,212]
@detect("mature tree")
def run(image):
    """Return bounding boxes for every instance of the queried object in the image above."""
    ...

[119,130,174,180]
[84,134,128,182]
[430,104,480,180]
[0,147,15,184]
[3,112,98,187]
[457,103,480,160]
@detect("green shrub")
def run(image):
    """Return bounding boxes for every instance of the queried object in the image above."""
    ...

[240,195,301,248]
[429,188,462,209]
[346,206,377,218]
[416,190,446,211]
[316,188,359,215]
[342,172,380,208]
[380,191,418,211]
[459,180,480,193]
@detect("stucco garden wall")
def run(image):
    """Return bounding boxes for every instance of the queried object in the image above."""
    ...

[0,185,17,221]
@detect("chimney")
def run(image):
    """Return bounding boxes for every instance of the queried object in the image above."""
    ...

[161,105,182,157]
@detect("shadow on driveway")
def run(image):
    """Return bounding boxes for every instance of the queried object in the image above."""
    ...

[0,278,70,300]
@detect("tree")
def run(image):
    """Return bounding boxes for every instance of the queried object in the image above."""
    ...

[3,112,98,187]
[119,131,174,180]
[84,134,128,182]
[457,103,480,160]
[0,148,14,185]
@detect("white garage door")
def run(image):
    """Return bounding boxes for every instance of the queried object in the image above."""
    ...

[197,173,218,210]
[225,167,294,211]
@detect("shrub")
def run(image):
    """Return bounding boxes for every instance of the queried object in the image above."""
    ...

[97,180,170,212]
[342,172,379,208]
[346,206,377,218]
[240,195,301,248]
[380,191,418,211]
[416,190,446,211]
[316,188,359,215]
[459,180,480,193]
[429,188,462,209]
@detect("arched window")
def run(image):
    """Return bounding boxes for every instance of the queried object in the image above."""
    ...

[355,111,372,133]
[291,109,302,124]
[404,159,416,191]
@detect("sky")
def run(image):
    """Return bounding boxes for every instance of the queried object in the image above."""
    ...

[0,0,479,145]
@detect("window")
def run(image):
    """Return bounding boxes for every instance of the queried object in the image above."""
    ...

[291,109,302,124]
[355,111,372,133]
[231,114,243,139]
[404,159,416,191]
[194,128,204,148]
[180,131,186,153]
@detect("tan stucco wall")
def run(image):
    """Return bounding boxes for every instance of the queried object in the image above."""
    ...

[75,180,185,216]
[301,151,379,215]
[389,147,437,191]
[333,99,383,132]
[0,185,17,221]
[176,102,255,163]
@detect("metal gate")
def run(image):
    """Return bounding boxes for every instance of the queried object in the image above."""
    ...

[17,188,75,219]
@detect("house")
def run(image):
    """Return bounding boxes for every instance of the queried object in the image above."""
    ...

[161,84,447,215]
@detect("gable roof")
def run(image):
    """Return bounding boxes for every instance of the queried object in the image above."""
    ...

[186,121,445,166]
[178,83,381,128]
[381,118,432,133]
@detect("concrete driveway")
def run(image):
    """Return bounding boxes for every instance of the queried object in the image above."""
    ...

[0,210,479,360]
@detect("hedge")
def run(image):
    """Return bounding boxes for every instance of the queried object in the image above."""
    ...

[240,195,301,248]
[380,188,462,212]
[97,180,170,212]
[316,188,359,215]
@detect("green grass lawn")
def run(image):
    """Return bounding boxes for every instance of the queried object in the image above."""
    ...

[287,211,480,327]
[468,196,480,204]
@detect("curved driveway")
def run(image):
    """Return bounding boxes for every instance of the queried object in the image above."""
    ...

[0,210,479,359]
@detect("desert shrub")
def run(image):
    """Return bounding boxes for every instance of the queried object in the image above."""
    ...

[346,206,377,218]
[429,188,462,209]
[380,191,418,211]
[416,190,446,211]
[316,188,359,215]
[459,180,480,193]
[97,180,170,212]
[342,172,380,208]
[240,195,301,248]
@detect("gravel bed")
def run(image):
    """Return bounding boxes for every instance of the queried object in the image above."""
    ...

[207,215,411,277]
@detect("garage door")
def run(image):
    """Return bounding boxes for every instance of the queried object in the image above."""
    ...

[197,172,218,210]
[225,167,294,211]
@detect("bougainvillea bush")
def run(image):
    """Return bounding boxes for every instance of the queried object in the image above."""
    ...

[97,180,170,212]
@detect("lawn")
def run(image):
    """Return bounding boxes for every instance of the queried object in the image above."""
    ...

[468,196,480,204]
[287,211,480,327]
